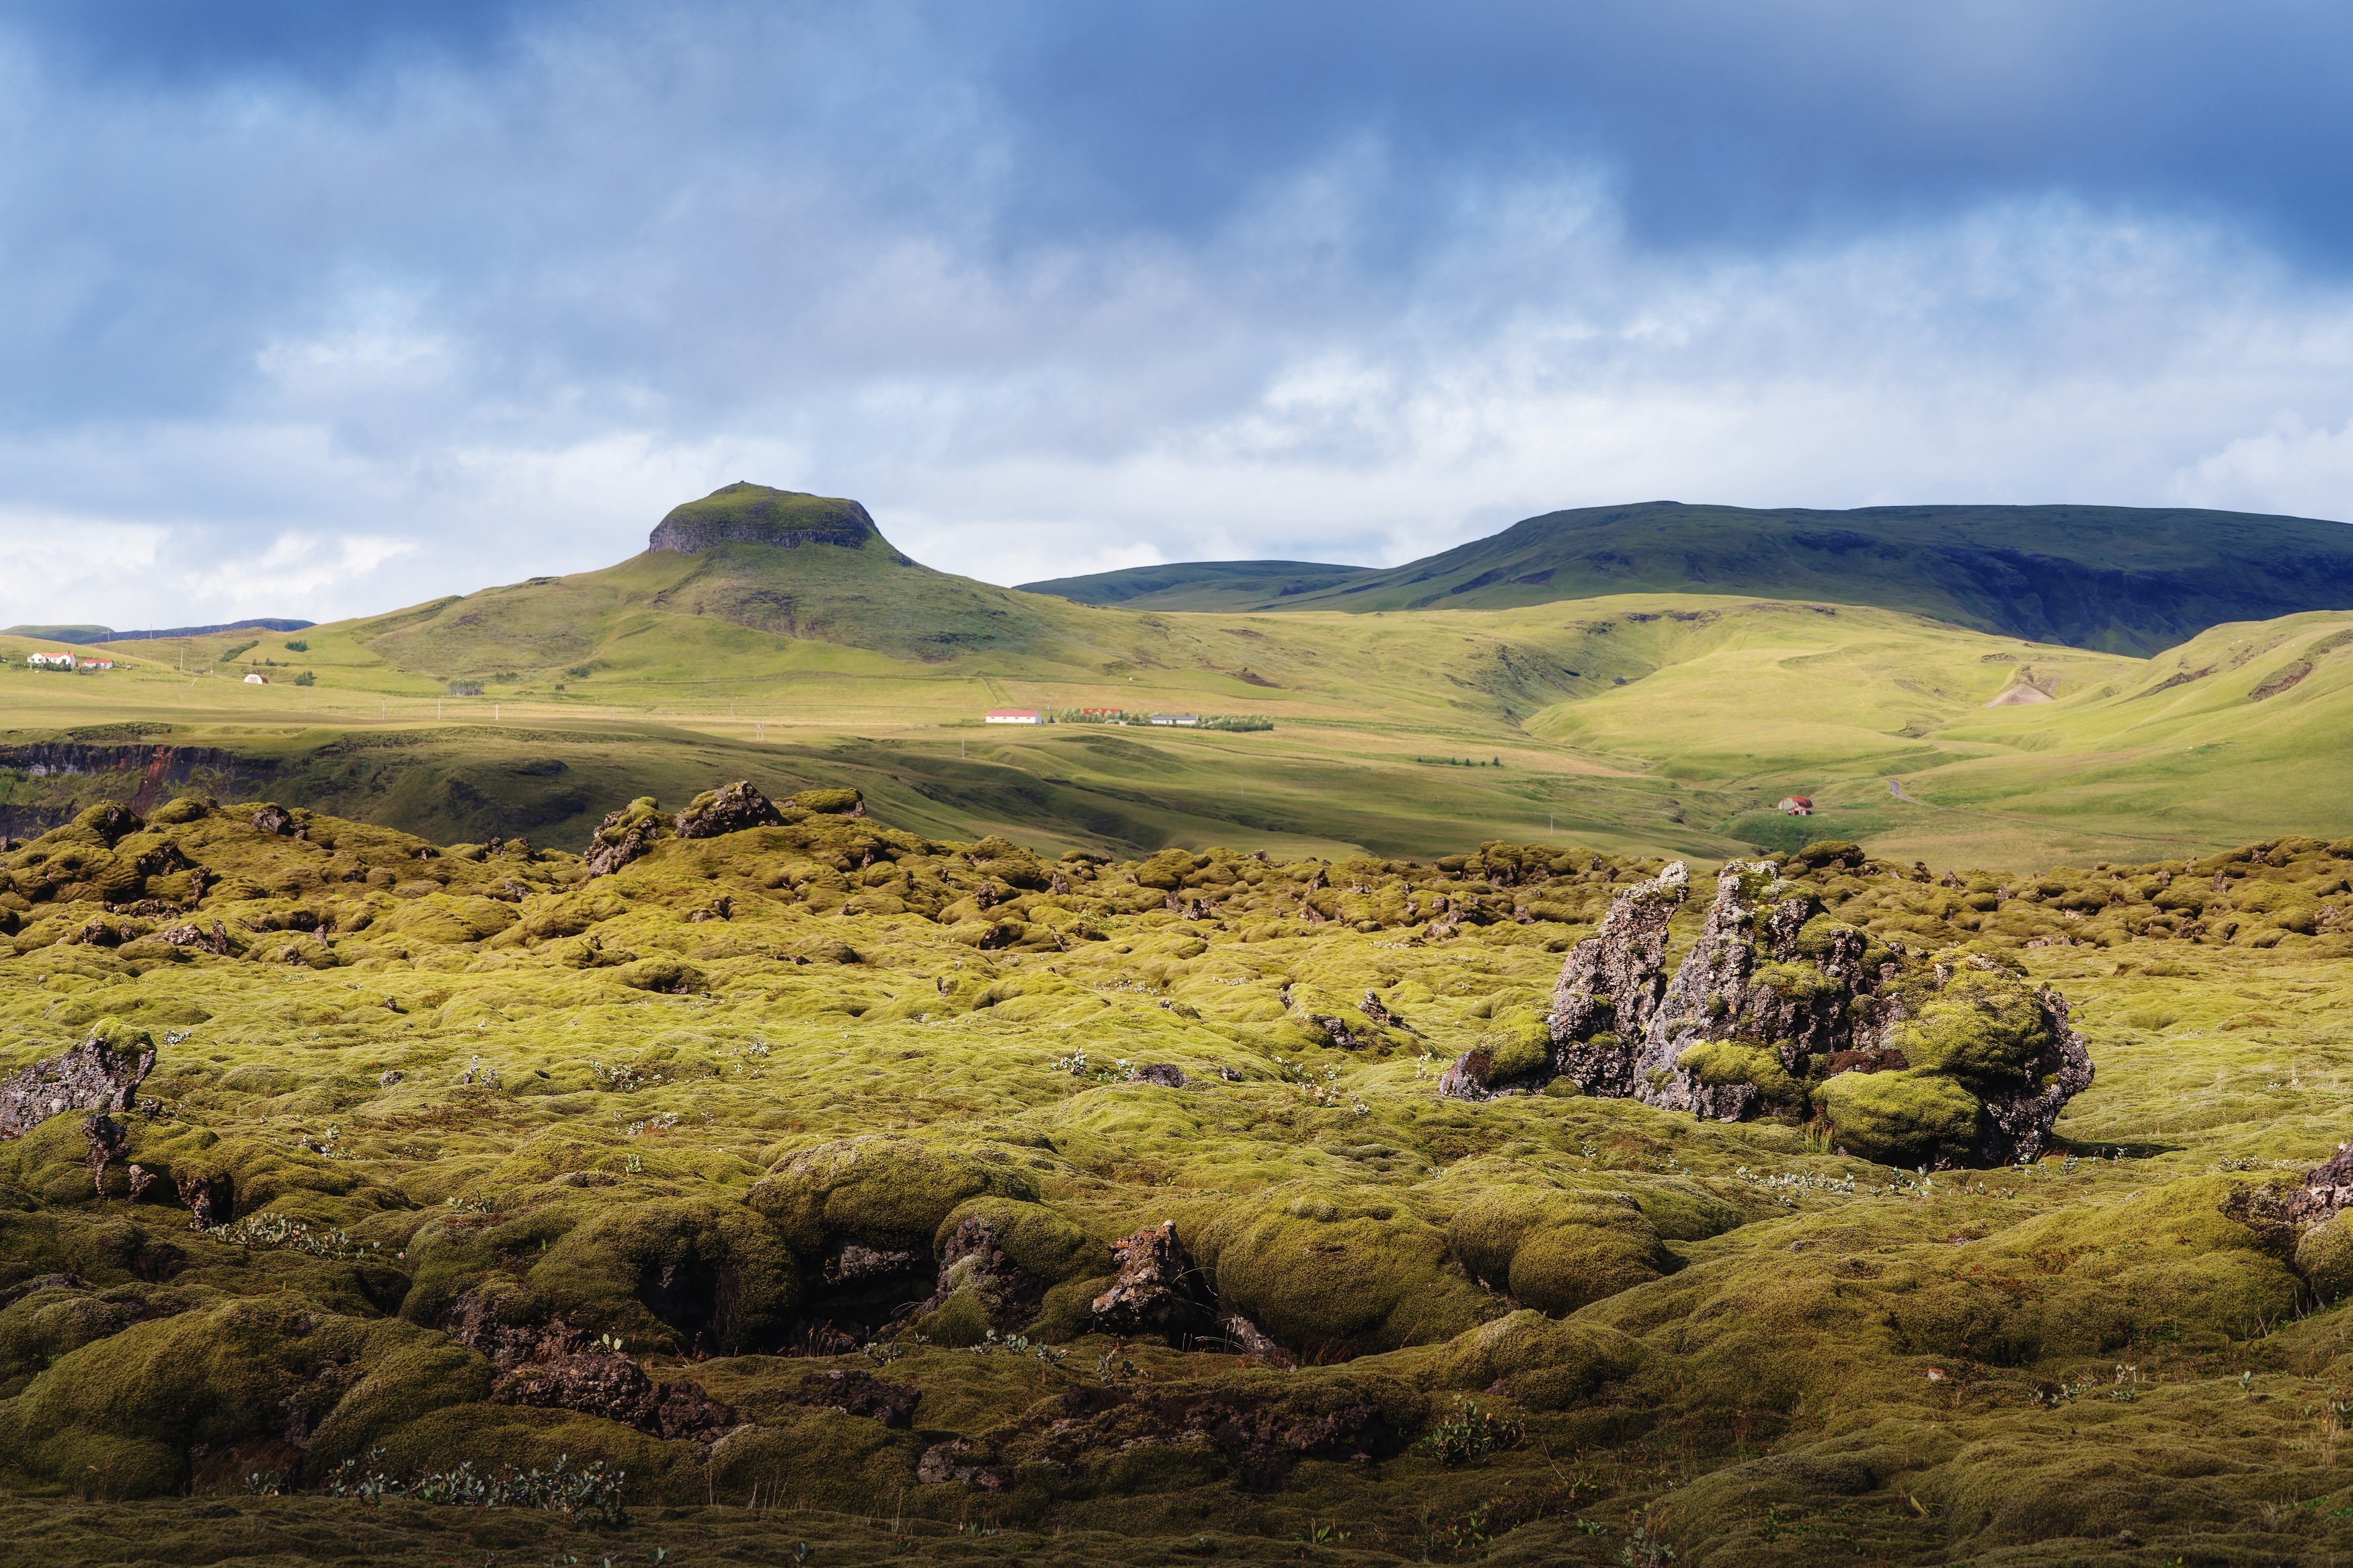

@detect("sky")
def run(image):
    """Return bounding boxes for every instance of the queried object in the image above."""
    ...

[5,1,2353,630]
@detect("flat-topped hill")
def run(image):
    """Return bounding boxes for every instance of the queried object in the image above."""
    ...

[645,481,881,554]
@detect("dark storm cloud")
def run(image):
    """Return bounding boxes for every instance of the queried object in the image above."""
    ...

[1,2,2350,626]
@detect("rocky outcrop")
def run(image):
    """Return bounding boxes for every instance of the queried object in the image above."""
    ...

[1091,1221,1211,1339]
[491,1351,737,1440]
[1542,862,1687,1099]
[449,1293,736,1440]
[647,483,880,554]
[780,1369,920,1428]
[1443,859,2093,1167]
[0,1024,157,1139]
[82,1114,129,1196]
[582,797,666,878]
[674,780,785,839]
[917,1213,1050,1330]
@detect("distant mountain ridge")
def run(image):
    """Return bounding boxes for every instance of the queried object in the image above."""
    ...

[1020,501,2353,654]
[4,617,314,645]
[1019,559,1372,610]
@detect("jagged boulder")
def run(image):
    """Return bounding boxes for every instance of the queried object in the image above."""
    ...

[1443,860,2093,1167]
[674,780,785,839]
[1090,1221,1211,1340]
[1443,862,1685,1100]
[0,1020,157,1139]
[582,796,667,878]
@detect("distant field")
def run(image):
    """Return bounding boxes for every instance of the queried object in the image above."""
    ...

[8,577,2353,871]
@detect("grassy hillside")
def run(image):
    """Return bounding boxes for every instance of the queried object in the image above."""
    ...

[4,791,2353,1563]
[1019,559,1372,610]
[13,583,2353,871]
[1079,500,2353,655]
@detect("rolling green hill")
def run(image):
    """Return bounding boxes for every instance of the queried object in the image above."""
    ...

[11,483,2353,872]
[1035,500,2353,654]
[1019,558,1371,609]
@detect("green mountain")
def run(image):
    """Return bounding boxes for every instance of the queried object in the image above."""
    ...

[1019,559,1371,609]
[1031,500,2353,654]
[352,482,1087,671]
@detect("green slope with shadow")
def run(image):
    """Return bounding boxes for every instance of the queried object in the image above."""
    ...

[1084,500,2353,655]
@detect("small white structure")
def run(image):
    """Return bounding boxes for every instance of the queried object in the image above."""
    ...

[1776,795,1814,817]
[984,708,1041,725]
[77,657,114,671]
[26,652,75,669]
[244,671,270,685]
[1149,714,1200,727]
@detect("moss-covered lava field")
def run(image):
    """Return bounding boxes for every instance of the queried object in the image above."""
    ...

[7,785,2353,1563]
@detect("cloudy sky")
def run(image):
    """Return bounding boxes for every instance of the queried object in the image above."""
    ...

[5,1,2353,630]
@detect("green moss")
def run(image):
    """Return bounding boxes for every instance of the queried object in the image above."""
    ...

[2297,1212,2353,1303]
[1477,1006,1554,1081]
[1751,960,1838,1002]
[1445,1187,1670,1316]
[749,1137,1036,1255]
[1813,1069,1981,1165]
[1193,1184,1490,1356]
[1892,968,2052,1092]
[1675,1040,1803,1106]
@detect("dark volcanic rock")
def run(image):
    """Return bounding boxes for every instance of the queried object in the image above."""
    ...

[1546,862,1689,1098]
[1631,864,1887,1121]
[647,483,881,554]
[249,803,297,836]
[1442,857,2093,1166]
[0,1025,157,1139]
[490,1351,737,1440]
[83,1113,129,1196]
[674,780,786,839]
[781,1368,921,1428]
[582,798,666,878]
[917,1213,1049,1331]
[1091,1220,1211,1340]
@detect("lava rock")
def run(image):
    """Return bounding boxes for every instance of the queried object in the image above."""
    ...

[674,780,786,839]
[0,1022,158,1139]
[1090,1220,1211,1339]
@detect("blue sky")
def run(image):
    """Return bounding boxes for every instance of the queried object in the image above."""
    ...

[5,1,2353,628]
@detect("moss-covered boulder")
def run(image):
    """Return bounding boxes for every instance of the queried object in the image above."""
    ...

[1445,1186,1672,1316]
[749,1137,1037,1257]
[1813,1069,1982,1166]
[1191,1184,1490,1358]
[0,1296,488,1496]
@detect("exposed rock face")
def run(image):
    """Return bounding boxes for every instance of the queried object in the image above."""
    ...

[782,1368,920,1428]
[674,780,786,839]
[1981,986,2097,1166]
[1443,858,2093,1167]
[157,920,232,954]
[1626,863,1890,1121]
[83,1114,129,1195]
[0,1026,157,1139]
[490,1351,737,1440]
[250,803,297,836]
[1091,1221,1211,1339]
[1540,862,1688,1099]
[450,1293,737,1440]
[177,1169,228,1229]
[916,1214,1048,1331]
[582,797,666,878]
[647,483,881,554]
[2283,1145,2353,1229]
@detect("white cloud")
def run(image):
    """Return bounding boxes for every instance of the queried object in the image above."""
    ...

[1,11,2351,628]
